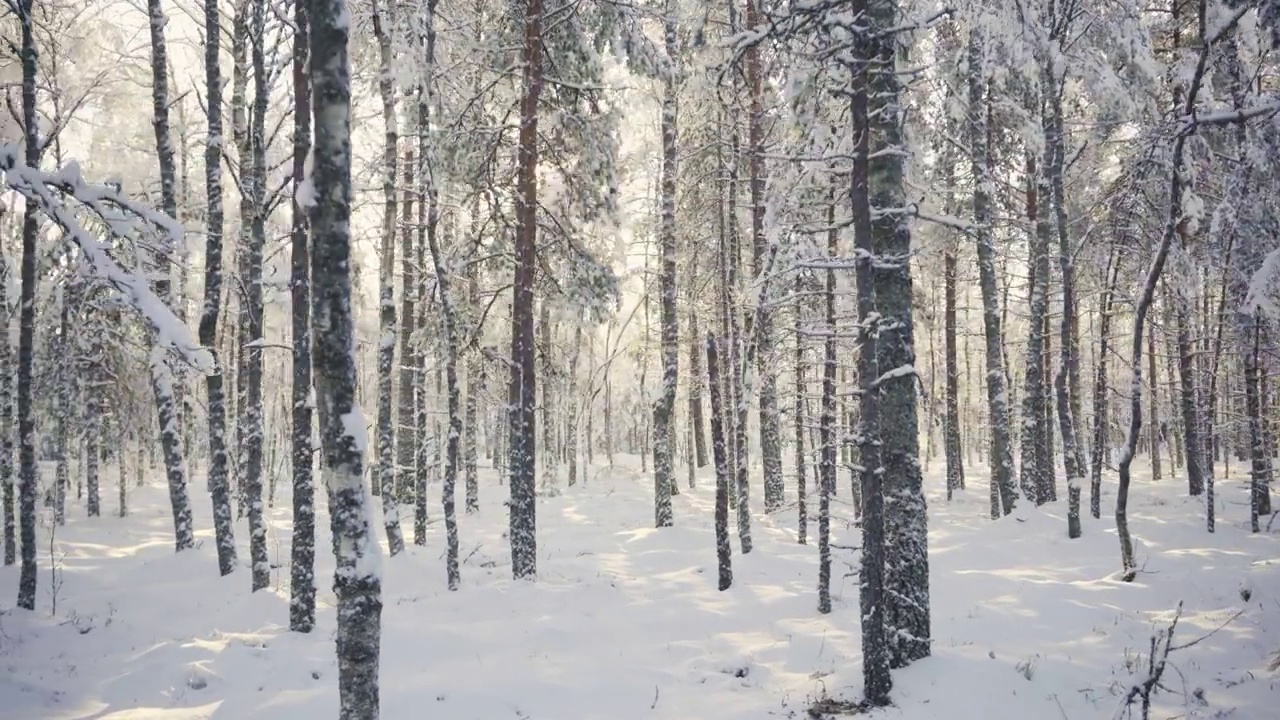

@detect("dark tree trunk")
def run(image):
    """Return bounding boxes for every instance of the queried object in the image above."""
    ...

[967,25,1017,518]
[817,180,837,617]
[1090,250,1121,519]
[371,0,405,556]
[1021,153,1050,507]
[245,0,270,591]
[943,237,963,499]
[1,246,12,566]
[309,0,384,711]
[289,0,315,633]
[745,0,782,514]
[795,274,807,544]
[509,0,543,580]
[652,0,678,527]
[16,0,37,608]
[202,0,237,577]
[706,334,732,591]
[1247,317,1266,532]
[689,306,708,474]
[424,169,461,591]
[853,48,892,697]
[1149,320,1162,481]
[1175,300,1205,496]
[147,0,195,551]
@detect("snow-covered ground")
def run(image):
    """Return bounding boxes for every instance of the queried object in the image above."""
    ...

[1,456,1277,719]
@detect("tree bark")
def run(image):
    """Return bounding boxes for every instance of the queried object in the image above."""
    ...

[652,0,678,527]
[309,0,384,711]
[289,0,315,633]
[967,26,1017,518]
[201,0,237,577]
[147,0,195,551]
[509,0,543,580]
[16,0,37,608]
[371,0,405,556]
[706,334,732,591]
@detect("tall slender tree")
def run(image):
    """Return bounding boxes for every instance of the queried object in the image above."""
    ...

[289,0,316,634]
[15,0,39,610]
[651,0,678,528]
[310,0,383,711]
[202,0,238,577]
[508,0,544,580]
[146,0,195,551]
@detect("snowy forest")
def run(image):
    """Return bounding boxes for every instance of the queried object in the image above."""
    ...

[1,0,1279,717]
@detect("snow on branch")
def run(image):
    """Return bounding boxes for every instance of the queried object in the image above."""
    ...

[1245,246,1280,319]
[1177,100,1280,136]
[0,144,213,373]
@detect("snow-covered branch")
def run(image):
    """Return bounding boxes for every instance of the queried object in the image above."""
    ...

[0,143,213,373]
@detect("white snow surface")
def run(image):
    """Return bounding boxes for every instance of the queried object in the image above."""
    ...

[1,457,1278,719]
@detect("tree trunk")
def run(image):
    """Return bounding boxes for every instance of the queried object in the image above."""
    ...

[371,0,405,556]
[289,0,316,633]
[201,0,237,577]
[817,180,837,617]
[853,43,892,696]
[567,322,581,487]
[147,0,196,550]
[245,0,270,590]
[1021,152,1051,506]
[795,274,807,544]
[707,334,732,591]
[943,233,963,499]
[509,0,543,580]
[1041,65,1083,537]
[310,1,384,711]
[424,170,461,590]
[968,26,1016,518]
[1091,250,1121,519]
[1148,322,1162,480]
[1175,299,1205,496]
[652,0,678,527]
[868,9,928,668]
[2,244,12,565]
[1247,316,1266,532]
